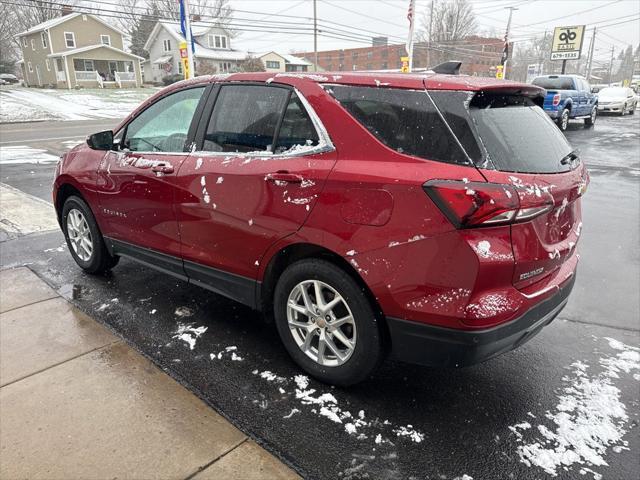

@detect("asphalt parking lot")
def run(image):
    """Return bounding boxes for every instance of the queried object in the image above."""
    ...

[1,113,638,480]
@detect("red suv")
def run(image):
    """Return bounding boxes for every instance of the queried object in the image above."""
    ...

[53,72,587,386]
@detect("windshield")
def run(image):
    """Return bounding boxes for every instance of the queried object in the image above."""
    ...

[429,91,574,174]
[531,76,575,90]
[599,87,627,98]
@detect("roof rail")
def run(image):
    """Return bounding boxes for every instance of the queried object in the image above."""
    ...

[430,61,462,75]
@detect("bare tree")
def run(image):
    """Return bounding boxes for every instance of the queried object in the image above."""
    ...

[239,56,266,72]
[418,0,477,65]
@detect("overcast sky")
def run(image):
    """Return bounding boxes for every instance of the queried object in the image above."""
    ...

[226,0,639,62]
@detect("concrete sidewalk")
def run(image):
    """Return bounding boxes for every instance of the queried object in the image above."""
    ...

[0,267,299,480]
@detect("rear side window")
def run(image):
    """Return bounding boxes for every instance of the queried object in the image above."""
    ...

[329,86,470,165]
[430,91,574,173]
[275,92,319,154]
[531,76,575,90]
[204,85,289,153]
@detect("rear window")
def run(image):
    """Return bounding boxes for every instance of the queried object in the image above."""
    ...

[329,85,470,165]
[430,91,574,174]
[531,76,575,90]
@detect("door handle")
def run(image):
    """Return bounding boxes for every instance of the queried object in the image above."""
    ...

[151,164,174,174]
[265,171,303,184]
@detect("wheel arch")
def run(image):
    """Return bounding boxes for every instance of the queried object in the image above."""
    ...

[55,183,86,224]
[259,242,391,348]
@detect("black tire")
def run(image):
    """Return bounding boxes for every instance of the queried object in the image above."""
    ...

[584,106,597,127]
[629,103,635,115]
[62,196,119,274]
[273,259,383,386]
[557,108,570,131]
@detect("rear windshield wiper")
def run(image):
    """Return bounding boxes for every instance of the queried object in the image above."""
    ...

[560,149,580,166]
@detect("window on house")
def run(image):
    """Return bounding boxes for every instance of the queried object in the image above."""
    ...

[100,35,111,46]
[73,59,94,71]
[203,85,290,153]
[41,32,48,48]
[28,62,33,73]
[366,63,373,70]
[56,58,63,71]
[163,39,171,52]
[64,32,75,48]
[31,39,35,51]
[352,64,357,70]
[123,87,205,152]
[381,49,388,58]
[22,37,27,48]
[352,52,358,60]
[45,59,51,71]
[367,51,373,59]
[266,60,280,69]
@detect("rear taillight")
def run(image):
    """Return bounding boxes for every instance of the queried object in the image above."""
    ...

[552,94,561,106]
[423,180,553,228]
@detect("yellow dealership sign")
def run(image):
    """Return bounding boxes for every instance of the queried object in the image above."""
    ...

[179,41,190,79]
[550,25,586,60]
[495,65,504,79]
[400,56,409,73]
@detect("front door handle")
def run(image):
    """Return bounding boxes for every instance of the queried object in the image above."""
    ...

[265,171,303,184]
[151,164,174,174]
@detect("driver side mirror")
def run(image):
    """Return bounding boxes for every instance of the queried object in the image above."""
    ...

[87,130,114,150]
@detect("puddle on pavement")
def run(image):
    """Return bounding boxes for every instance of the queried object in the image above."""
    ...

[57,283,86,300]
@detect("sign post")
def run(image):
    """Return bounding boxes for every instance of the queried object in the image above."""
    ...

[550,25,586,74]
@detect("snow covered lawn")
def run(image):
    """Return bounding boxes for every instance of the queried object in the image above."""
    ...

[0,86,158,123]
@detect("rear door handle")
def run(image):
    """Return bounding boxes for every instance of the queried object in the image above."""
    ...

[265,171,303,184]
[151,164,174,174]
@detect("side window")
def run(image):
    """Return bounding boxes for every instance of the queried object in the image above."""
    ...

[124,87,205,152]
[274,93,319,153]
[330,85,469,165]
[203,85,289,153]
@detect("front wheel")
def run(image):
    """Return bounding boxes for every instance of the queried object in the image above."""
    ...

[273,259,383,386]
[585,106,597,127]
[629,103,636,115]
[557,109,570,131]
[62,196,119,274]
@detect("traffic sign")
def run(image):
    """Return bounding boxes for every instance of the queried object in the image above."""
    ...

[495,65,504,80]
[550,25,585,60]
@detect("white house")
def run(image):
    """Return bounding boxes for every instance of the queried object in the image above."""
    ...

[143,20,247,82]
[258,52,313,73]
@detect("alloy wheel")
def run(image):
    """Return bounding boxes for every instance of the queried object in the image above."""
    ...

[66,208,93,261]
[286,279,357,367]
[562,111,569,130]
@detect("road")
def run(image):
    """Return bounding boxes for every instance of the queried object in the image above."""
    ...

[1,113,638,480]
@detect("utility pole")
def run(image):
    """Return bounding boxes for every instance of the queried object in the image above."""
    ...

[538,30,548,76]
[586,27,596,81]
[426,0,434,68]
[608,45,615,85]
[313,0,318,72]
[503,6,518,79]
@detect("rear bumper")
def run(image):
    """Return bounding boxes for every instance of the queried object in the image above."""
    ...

[543,107,561,119]
[386,273,575,367]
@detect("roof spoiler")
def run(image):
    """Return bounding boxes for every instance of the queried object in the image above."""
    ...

[430,61,462,75]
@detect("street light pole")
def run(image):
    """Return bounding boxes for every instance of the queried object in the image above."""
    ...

[313,0,318,72]
[586,27,596,81]
[183,0,195,78]
[503,6,518,79]
[608,45,615,85]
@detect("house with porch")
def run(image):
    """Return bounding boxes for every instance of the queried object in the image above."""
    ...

[16,11,143,89]
[143,20,247,83]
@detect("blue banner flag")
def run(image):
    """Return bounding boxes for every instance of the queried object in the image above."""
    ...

[179,0,195,53]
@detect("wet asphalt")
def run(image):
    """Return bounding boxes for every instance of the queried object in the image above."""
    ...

[1,113,639,480]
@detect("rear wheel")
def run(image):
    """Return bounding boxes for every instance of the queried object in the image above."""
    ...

[629,103,636,115]
[62,196,119,274]
[557,108,570,131]
[273,259,383,386]
[584,106,597,127]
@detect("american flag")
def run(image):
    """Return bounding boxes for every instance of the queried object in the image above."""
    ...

[407,0,415,23]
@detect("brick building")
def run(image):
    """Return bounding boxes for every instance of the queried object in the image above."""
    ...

[297,36,504,77]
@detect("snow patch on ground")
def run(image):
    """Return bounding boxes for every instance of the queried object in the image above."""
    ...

[509,337,639,479]
[0,146,59,164]
[172,323,208,350]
